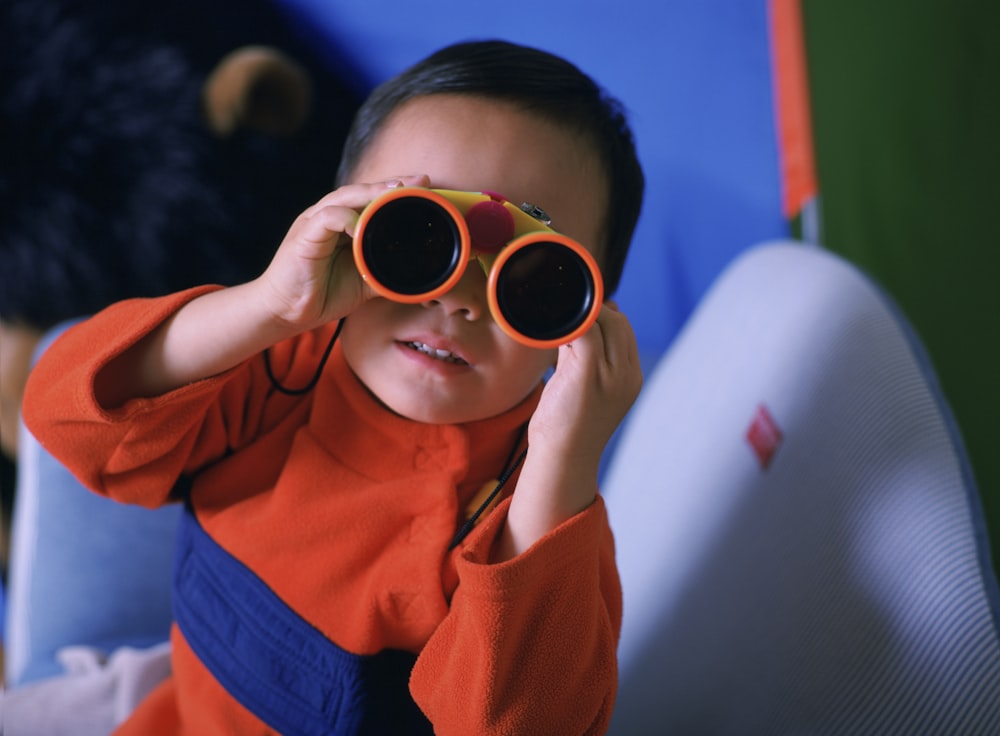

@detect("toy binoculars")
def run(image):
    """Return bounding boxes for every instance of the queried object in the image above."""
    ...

[353,187,604,349]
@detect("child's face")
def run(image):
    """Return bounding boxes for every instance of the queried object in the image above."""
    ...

[341,94,607,424]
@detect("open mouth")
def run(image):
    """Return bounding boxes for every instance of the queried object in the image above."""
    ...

[404,341,469,365]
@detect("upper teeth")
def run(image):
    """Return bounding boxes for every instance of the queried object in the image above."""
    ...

[409,342,463,363]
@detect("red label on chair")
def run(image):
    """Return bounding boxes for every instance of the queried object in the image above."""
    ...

[746,403,783,470]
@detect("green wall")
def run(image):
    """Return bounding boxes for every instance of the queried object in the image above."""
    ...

[802,1,1000,568]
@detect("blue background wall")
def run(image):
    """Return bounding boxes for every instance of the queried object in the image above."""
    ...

[279,0,792,363]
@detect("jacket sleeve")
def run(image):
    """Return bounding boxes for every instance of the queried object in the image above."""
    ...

[21,287,317,508]
[411,494,622,736]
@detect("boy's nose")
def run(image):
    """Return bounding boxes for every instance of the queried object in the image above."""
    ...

[422,262,487,320]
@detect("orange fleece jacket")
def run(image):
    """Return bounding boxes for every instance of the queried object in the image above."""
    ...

[22,287,622,735]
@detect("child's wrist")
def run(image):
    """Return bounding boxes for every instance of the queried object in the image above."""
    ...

[247,277,316,337]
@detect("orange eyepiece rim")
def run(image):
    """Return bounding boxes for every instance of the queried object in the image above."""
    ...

[353,187,471,304]
[487,232,604,350]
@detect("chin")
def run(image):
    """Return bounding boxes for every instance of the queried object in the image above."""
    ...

[388,398,479,425]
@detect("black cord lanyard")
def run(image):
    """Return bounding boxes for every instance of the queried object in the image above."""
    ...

[448,424,528,550]
[263,320,344,396]
[262,321,529,551]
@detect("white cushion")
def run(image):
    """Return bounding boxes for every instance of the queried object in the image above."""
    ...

[606,241,1000,734]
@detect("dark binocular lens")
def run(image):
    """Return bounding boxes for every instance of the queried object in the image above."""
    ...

[357,196,463,296]
[493,240,597,342]
[356,188,604,348]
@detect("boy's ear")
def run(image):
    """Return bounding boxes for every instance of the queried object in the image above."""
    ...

[202,45,312,137]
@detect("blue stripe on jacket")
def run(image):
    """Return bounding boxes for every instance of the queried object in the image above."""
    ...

[173,504,433,735]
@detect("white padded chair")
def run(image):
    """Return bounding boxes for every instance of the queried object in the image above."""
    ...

[605,241,1000,735]
[5,324,180,687]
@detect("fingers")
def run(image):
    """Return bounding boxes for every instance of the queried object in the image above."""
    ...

[287,175,430,251]
[300,174,430,223]
[600,304,640,367]
[565,304,638,370]
[291,205,360,251]
[536,304,641,460]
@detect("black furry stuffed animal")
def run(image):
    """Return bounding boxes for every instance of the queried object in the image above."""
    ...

[0,0,360,571]
[0,0,359,332]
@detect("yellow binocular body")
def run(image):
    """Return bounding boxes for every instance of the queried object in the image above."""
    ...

[353,187,603,349]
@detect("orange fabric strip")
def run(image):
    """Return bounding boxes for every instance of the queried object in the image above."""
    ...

[770,0,818,218]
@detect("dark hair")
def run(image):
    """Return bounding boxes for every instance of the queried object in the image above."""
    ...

[336,40,644,295]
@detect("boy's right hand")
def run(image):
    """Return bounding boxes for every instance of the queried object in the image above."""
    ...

[257,175,430,331]
[90,176,430,407]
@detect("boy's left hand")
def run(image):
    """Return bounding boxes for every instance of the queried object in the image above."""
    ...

[530,302,642,477]
[499,304,641,558]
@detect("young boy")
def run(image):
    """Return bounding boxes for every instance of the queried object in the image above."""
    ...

[23,40,645,735]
